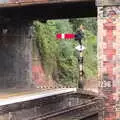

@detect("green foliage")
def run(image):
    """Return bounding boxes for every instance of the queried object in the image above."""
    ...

[34,21,58,75]
[55,20,73,33]
[33,18,97,86]
[69,18,97,35]
[54,20,79,86]
[83,30,97,78]
[57,40,79,86]
[69,18,97,78]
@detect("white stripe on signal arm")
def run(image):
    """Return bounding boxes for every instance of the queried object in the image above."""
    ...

[61,33,65,39]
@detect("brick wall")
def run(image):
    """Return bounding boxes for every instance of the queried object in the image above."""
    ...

[98,6,120,120]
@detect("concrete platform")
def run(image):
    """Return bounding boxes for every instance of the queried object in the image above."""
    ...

[0,88,76,106]
[0,88,103,120]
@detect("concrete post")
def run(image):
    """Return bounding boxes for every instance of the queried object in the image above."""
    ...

[97,5,120,120]
[0,20,32,89]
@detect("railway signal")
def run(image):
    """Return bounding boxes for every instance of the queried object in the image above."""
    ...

[56,33,75,39]
[75,45,85,52]
[56,27,85,89]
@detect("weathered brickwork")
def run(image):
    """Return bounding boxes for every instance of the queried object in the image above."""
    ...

[0,21,32,88]
[32,40,57,88]
[32,40,46,87]
[98,6,120,120]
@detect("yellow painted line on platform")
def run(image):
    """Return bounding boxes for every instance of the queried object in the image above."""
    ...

[0,89,49,99]
[0,88,76,106]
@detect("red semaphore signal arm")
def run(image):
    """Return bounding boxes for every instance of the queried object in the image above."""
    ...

[56,33,75,39]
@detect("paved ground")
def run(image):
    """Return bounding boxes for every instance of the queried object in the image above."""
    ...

[0,88,76,106]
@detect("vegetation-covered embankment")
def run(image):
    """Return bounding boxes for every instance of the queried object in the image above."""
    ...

[33,18,97,87]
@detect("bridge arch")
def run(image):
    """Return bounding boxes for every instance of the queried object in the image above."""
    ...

[0,0,120,119]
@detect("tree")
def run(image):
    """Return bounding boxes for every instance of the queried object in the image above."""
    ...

[69,18,97,35]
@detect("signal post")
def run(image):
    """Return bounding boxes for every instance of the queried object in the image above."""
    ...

[56,31,85,89]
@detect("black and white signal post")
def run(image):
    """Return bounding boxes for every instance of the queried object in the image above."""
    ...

[56,25,85,88]
[75,27,85,88]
